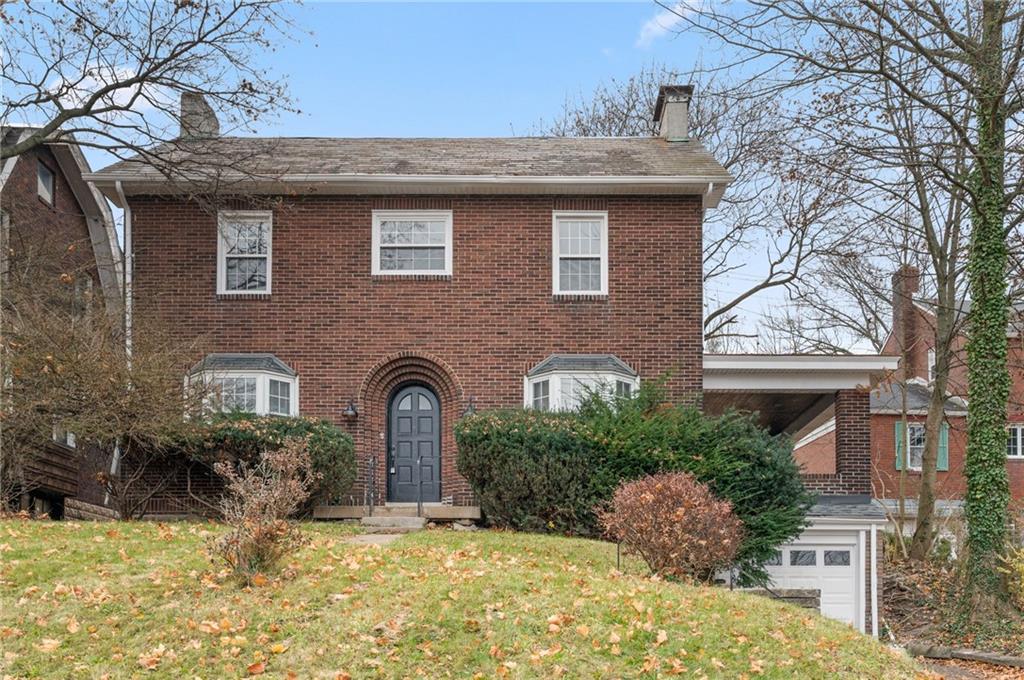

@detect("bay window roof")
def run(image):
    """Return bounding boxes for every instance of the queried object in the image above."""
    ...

[527,354,637,378]
[190,353,296,377]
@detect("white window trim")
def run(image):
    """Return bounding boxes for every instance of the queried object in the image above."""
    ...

[523,371,638,411]
[551,210,609,296]
[906,422,925,471]
[217,210,273,295]
[1009,425,1024,459]
[197,370,299,416]
[927,348,936,383]
[371,209,453,276]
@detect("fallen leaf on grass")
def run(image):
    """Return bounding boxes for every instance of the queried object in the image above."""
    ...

[247,661,266,675]
[34,638,60,653]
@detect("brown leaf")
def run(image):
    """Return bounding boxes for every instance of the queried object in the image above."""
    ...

[247,661,266,675]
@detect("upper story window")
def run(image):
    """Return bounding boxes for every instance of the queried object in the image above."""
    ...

[927,349,936,383]
[524,354,638,412]
[191,353,297,416]
[217,211,272,294]
[37,161,55,205]
[1009,425,1024,458]
[905,423,926,470]
[552,211,608,295]
[372,210,453,276]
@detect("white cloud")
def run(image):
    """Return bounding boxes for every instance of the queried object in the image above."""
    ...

[635,2,690,48]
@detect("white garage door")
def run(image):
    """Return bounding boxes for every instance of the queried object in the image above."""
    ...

[764,542,858,626]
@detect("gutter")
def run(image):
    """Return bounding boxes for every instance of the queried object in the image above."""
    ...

[107,181,131,489]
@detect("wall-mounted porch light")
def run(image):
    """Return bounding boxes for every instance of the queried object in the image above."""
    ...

[462,395,476,417]
[342,399,359,418]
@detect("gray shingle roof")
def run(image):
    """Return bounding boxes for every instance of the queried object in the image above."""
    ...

[527,354,637,377]
[90,136,732,180]
[808,495,887,520]
[870,381,966,414]
[191,353,296,377]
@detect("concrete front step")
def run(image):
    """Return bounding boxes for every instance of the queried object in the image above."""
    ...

[360,516,427,530]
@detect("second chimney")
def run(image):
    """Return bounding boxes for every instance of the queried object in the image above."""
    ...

[653,84,693,142]
[179,92,220,139]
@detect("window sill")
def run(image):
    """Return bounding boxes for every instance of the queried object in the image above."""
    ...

[371,274,452,282]
[216,292,272,301]
[551,293,608,302]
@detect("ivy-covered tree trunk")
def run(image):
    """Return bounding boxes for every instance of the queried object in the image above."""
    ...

[964,0,1011,592]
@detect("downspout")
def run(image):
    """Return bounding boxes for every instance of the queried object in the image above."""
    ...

[107,181,132,494]
[870,524,879,637]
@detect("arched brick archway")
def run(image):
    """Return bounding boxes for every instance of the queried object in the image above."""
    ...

[356,352,472,506]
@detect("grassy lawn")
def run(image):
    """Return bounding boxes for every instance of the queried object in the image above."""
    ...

[0,520,927,679]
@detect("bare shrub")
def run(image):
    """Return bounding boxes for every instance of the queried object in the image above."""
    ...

[599,472,743,582]
[209,437,319,583]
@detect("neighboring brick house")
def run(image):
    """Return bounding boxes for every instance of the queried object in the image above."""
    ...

[796,264,1024,521]
[87,88,893,635]
[0,127,122,515]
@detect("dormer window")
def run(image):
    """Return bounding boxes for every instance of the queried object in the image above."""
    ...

[37,161,54,205]
[524,354,638,411]
[217,211,272,294]
[372,210,453,276]
[191,353,298,416]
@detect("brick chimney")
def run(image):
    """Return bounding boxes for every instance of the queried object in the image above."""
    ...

[179,92,220,139]
[653,84,693,142]
[892,264,920,378]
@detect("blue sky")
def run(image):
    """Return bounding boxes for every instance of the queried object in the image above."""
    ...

[252,2,702,137]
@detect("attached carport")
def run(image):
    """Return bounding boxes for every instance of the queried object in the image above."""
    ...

[702,354,898,635]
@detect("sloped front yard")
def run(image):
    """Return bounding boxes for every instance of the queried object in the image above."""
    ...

[0,520,925,679]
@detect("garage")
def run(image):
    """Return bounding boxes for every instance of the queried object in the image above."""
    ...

[763,505,886,635]
[765,538,859,626]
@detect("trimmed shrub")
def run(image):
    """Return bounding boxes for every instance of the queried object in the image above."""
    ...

[210,437,318,584]
[175,413,356,509]
[453,409,600,534]
[599,472,744,581]
[455,383,812,583]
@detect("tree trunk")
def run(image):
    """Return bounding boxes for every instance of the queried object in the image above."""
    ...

[910,281,957,561]
[964,0,1011,592]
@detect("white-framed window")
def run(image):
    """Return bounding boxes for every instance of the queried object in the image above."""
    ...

[202,371,299,416]
[371,210,453,276]
[217,210,272,294]
[927,349,936,383]
[906,422,926,470]
[524,372,638,412]
[552,211,608,295]
[52,424,76,448]
[1009,425,1024,458]
[37,161,54,205]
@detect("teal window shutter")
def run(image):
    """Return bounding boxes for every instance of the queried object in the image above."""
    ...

[938,423,950,471]
[895,421,905,471]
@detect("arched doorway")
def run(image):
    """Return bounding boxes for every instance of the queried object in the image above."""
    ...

[387,383,441,503]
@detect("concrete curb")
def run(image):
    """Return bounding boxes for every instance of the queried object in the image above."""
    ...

[906,641,1024,669]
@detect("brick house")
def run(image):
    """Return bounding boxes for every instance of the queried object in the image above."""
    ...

[795,264,1024,523]
[86,88,893,634]
[0,127,122,515]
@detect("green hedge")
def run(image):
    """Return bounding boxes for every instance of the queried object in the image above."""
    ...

[174,413,357,507]
[455,385,813,583]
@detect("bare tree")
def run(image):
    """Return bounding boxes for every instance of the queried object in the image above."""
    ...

[672,0,1024,592]
[0,0,298,190]
[1,245,210,519]
[542,66,857,342]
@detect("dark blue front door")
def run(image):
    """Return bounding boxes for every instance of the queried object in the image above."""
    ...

[388,385,441,503]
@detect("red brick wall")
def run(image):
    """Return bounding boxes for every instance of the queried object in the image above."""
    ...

[871,412,1024,500]
[0,145,98,282]
[128,194,705,506]
[802,390,872,495]
[793,429,836,475]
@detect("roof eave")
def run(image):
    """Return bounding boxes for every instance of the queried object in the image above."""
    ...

[83,173,734,206]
